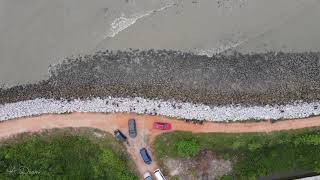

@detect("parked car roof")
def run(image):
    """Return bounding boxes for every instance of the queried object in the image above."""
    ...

[154,169,166,180]
[114,130,127,142]
[153,122,171,130]
[128,119,137,138]
[144,172,153,180]
[140,148,152,165]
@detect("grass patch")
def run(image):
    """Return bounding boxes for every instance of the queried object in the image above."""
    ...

[153,128,320,180]
[0,128,138,180]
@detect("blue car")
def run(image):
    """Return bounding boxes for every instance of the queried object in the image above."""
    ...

[140,148,152,165]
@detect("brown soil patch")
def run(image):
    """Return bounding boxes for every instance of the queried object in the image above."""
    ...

[165,150,232,180]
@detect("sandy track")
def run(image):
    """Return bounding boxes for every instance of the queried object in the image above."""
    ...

[1,113,320,178]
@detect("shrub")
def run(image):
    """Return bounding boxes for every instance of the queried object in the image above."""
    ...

[0,128,138,180]
[174,139,199,157]
[294,134,320,146]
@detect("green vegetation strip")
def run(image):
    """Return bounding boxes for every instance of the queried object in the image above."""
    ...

[0,128,138,180]
[154,129,320,180]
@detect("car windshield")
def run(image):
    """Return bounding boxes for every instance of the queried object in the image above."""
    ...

[162,124,166,128]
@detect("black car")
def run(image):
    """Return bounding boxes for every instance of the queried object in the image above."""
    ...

[114,129,127,142]
[128,119,137,138]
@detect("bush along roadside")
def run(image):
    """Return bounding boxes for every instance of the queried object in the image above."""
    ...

[0,128,138,180]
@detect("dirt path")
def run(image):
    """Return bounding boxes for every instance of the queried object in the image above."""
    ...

[1,113,320,178]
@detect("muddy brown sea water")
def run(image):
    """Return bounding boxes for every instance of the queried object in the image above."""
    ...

[1,0,320,87]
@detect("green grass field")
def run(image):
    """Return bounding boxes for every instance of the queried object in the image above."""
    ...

[0,128,138,180]
[154,128,320,180]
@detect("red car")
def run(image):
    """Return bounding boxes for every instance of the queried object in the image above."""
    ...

[153,122,171,130]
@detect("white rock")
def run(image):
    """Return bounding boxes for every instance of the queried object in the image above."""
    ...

[0,97,320,122]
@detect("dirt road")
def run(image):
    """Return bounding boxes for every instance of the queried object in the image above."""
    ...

[1,113,320,178]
